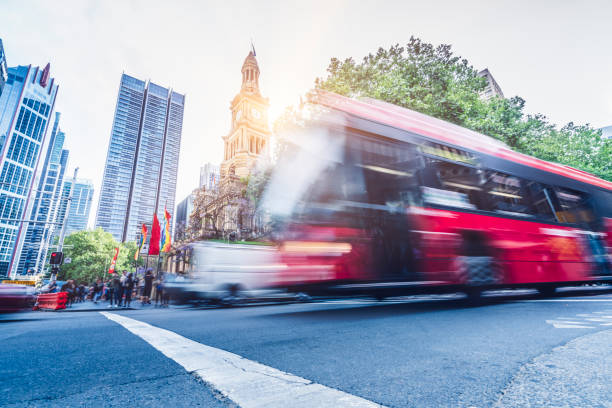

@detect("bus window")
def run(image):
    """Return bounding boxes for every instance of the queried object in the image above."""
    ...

[552,187,595,225]
[481,171,534,218]
[347,135,418,207]
[420,158,483,210]
[524,182,557,223]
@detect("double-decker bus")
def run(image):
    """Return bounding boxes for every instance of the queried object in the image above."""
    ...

[261,90,612,298]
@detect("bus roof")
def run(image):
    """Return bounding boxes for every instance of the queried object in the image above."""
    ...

[310,90,612,191]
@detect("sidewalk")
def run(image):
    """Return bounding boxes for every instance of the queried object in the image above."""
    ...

[55,300,171,312]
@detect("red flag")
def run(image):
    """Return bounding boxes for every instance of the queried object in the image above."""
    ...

[148,213,161,255]
[108,247,119,274]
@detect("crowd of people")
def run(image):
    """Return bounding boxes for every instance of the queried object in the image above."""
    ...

[43,269,169,308]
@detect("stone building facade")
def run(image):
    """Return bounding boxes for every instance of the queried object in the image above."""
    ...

[220,51,270,180]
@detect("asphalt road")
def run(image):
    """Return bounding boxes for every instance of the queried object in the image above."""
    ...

[1,289,611,407]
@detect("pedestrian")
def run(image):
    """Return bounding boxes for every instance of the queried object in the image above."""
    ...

[154,275,164,307]
[133,274,141,302]
[142,269,154,304]
[77,283,86,302]
[103,280,110,301]
[117,270,127,307]
[123,272,134,308]
[107,278,115,307]
[137,275,145,302]
[112,274,122,307]
[92,278,103,303]
[44,279,57,293]
[61,280,76,306]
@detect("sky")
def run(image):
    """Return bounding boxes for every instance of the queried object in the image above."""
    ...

[1,0,611,228]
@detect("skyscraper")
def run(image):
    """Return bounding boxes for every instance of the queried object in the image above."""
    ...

[0,39,8,97]
[0,63,58,277]
[477,68,504,100]
[16,112,69,274]
[175,192,195,242]
[199,163,220,190]
[61,178,93,236]
[95,73,184,242]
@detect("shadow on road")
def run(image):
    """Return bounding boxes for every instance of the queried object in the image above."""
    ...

[174,285,612,321]
[257,286,612,320]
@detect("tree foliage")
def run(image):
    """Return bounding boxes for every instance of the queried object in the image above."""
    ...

[58,228,141,283]
[316,37,611,181]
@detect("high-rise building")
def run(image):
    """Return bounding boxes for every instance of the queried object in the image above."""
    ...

[95,73,185,242]
[600,126,612,139]
[199,163,220,190]
[61,178,93,236]
[220,50,271,180]
[0,63,58,277]
[0,39,8,97]
[175,192,195,241]
[16,112,69,274]
[478,68,504,100]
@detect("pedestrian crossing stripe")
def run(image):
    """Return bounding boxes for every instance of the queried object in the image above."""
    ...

[100,312,386,408]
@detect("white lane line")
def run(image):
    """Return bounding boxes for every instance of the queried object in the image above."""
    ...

[545,320,595,329]
[100,312,384,408]
[522,299,612,302]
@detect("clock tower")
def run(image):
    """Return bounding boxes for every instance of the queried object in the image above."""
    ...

[220,50,271,180]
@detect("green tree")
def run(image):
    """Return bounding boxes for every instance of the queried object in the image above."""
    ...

[315,37,611,181]
[58,228,142,283]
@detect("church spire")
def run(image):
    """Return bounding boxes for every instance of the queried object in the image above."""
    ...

[241,49,260,95]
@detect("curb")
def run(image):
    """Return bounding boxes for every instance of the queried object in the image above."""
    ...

[55,307,137,313]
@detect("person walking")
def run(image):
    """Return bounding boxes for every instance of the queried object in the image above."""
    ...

[112,275,122,307]
[154,275,165,307]
[117,270,127,307]
[61,280,76,307]
[141,269,153,304]
[123,272,134,308]
[92,278,103,303]
[76,283,85,302]
[107,278,115,307]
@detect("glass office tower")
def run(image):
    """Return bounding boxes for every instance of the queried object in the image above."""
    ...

[175,192,195,242]
[0,39,8,97]
[0,63,58,276]
[16,112,69,274]
[95,74,184,242]
[62,178,93,236]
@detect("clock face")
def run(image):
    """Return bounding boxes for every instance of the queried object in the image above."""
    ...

[235,110,242,121]
[251,107,261,119]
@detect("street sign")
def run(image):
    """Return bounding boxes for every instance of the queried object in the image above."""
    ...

[64,258,72,264]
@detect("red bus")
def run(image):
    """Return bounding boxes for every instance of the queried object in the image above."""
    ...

[261,90,612,298]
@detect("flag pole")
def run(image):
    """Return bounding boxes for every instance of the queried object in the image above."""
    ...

[156,254,161,279]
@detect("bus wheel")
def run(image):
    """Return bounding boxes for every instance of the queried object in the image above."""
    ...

[537,285,556,297]
[465,287,482,304]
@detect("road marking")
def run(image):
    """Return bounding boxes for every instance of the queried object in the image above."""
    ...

[522,299,612,302]
[545,309,612,329]
[545,320,594,329]
[100,312,385,408]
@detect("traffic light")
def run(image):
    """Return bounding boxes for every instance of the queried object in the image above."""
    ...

[49,252,64,265]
